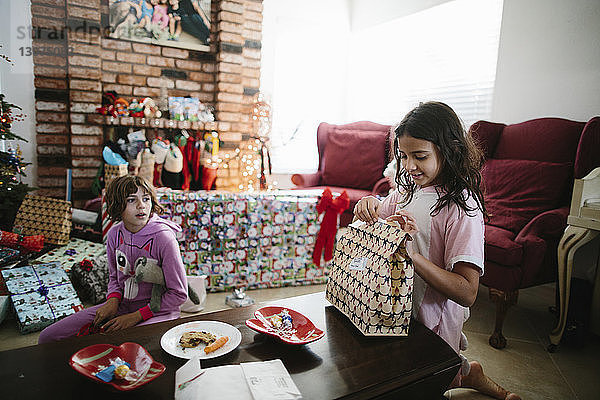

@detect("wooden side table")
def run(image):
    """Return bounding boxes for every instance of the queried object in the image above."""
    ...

[549,167,600,351]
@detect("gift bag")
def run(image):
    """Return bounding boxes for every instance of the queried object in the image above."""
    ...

[13,194,72,245]
[104,163,128,186]
[325,221,413,336]
[70,255,109,305]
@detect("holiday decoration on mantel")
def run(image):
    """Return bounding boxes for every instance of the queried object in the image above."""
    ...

[0,46,33,231]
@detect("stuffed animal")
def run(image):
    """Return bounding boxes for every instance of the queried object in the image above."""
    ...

[134,256,199,313]
[141,97,162,118]
[114,98,130,117]
[96,90,118,117]
[128,98,145,117]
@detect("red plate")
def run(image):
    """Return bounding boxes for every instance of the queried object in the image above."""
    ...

[245,306,324,345]
[69,342,166,391]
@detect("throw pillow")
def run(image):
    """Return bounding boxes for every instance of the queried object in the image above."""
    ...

[482,159,572,233]
[321,127,388,190]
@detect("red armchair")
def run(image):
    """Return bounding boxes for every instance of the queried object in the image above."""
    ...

[471,116,600,349]
[291,121,393,226]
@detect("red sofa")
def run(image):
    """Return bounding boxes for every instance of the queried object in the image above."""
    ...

[471,116,600,349]
[291,121,393,226]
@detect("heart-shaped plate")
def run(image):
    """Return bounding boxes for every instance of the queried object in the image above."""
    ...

[69,342,165,391]
[245,306,324,345]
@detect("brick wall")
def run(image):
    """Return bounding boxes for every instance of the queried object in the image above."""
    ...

[31,0,262,206]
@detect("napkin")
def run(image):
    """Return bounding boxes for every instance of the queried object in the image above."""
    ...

[241,359,302,400]
[175,357,302,400]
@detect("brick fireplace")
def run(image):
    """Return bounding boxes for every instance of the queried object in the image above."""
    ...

[31,0,262,206]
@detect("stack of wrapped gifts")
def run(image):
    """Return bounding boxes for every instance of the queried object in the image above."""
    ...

[157,190,325,292]
[1,262,84,333]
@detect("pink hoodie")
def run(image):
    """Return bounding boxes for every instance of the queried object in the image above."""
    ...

[105,215,187,320]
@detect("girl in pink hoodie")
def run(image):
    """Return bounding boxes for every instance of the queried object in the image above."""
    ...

[39,175,187,343]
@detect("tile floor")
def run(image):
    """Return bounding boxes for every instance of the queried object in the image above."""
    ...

[0,282,598,399]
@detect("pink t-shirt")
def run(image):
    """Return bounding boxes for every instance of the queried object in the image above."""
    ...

[379,186,484,353]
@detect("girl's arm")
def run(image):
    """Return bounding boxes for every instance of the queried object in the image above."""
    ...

[105,232,123,302]
[411,255,479,307]
[93,232,122,326]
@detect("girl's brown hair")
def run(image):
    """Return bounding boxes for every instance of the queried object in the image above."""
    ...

[105,175,164,221]
[393,101,487,218]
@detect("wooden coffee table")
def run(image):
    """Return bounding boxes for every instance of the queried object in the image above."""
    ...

[0,292,460,399]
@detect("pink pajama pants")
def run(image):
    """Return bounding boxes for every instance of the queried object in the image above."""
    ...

[38,299,179,344]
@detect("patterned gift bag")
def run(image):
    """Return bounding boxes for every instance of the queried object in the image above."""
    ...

[326,221,414,336]
[13,194,72,245]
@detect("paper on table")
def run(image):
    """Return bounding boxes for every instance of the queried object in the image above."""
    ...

[174,357,302,400]
[175,356,253,400]
[241,359,302,400]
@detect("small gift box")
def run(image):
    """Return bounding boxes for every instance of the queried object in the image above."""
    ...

[70,256,109,305]
[0,246,21,267]
[104,163,128,186]
[35,238,106,273]
[1,262,84,334]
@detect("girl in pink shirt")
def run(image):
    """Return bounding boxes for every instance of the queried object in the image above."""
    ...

[354,102,520,400]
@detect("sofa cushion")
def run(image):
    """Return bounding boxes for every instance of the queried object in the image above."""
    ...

[484,225,522,266]
[321,127,388,190]
[483,159,572,233]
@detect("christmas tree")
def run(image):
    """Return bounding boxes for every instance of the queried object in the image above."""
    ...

[0,48,32,231]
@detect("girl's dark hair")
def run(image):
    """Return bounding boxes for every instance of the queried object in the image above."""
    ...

[393,101,487,217]
[105,175,164,221]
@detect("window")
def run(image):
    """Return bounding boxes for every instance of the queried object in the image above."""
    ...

[262,0,503,173]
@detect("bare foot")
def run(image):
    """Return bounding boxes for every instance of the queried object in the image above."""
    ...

[461,361,521,400]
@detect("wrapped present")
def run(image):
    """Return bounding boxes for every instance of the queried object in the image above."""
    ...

[0,273,9,296]
[34,238,106,273]
[0,231,44,253]
[1,262,84,334]
[70,256,108,305]
[156,190,324,292]
[1,246,21,267]
[13,194,72,245]
[0,295,10,325]
[104,163,128,186]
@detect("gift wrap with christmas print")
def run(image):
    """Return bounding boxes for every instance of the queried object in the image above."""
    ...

[326,221,414,336]
[70,255,108,305]
[156,190,322,292]
[0,245,20,267]
[1,262,84,334]
[34,237,106,273]
[104,163,128,186]
[13,194,72,245]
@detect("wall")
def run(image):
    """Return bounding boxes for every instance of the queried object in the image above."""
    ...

[491,0,600,123]
[24,0,262,205]
[0,1,36,187]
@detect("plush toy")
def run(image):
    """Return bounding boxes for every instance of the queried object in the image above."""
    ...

[134,256,199,313]
[96,90,118,117]
[128,98,145,117]
[114,98,130,117]
[141,97,162,118]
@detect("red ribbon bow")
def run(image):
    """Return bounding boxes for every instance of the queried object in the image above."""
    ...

[79,259,94,272]
[0,230,44,252]
[312,188,349,266]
